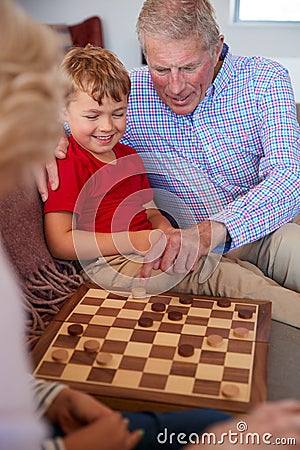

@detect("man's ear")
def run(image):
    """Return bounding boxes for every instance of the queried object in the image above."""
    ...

[214,35,224,64]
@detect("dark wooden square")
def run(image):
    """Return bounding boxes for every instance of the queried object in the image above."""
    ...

[37,361,65,377]
[112,318,137,329]
[193,379,220,396]
[149,344,176,359]
[68,312,92,324]
[223,367,250,384]
[192,299,214,309]
[140,373,168,390]
[228,339,253,354]
[84,324,109,338]
[158,322,183,334]
[124,301,146,310]
[95,307,120,317]
[119,356,147,371]
[205,327,230,338]
[82,296,104,306]
[88,367,116,383]
[210,310,233,320]
[200,350,225,365]
[53,334,79,348]
[101,340,128,354]
[170,361,197,377]
[69,350,96,365]
[131,329,156,343]
[179,334,204,348]
[185,316,209,326]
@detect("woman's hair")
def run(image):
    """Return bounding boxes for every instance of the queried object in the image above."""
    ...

[137,0,220,57]
[61,45,131,105]
[0,0,65,194]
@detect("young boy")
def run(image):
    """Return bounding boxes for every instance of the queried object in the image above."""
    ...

[44,45,300,310]
[44,45,176,293]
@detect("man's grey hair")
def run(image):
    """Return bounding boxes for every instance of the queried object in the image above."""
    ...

[137,0,220,57]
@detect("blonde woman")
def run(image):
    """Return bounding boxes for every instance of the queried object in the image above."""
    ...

[0,1,63,449]
[0,2,140,450]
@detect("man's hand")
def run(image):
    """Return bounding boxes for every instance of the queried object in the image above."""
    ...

[34,135,68,201]
[140,220,228,278]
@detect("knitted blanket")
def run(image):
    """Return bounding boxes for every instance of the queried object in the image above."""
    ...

[0,180,82,348]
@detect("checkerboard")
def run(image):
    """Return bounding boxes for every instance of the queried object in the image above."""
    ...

[31,285,271,413]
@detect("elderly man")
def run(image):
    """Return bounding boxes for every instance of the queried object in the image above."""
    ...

[123,0,300,291]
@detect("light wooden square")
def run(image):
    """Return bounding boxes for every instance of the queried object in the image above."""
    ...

[207,317,233,328]
[166,375,195,394]
[153,332,180,346]
[106,327,133,341]
[144,358,172,374]
[61,364,91,381]
[196,363,223,381]
[182,324,206,336]
[124,341,152,357]
[102,299,126,309]
[90,315,115,326]
[113,369,142,388]
[225,352,253,368]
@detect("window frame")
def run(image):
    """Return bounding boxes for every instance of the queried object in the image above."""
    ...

[233,0,300,24]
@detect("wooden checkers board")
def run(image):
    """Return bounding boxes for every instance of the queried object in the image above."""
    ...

[31,285,271,414]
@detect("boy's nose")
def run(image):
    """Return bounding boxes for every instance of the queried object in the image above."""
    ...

[99,116,113,131]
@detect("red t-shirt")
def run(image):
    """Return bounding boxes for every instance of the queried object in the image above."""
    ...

[44,137,153,233]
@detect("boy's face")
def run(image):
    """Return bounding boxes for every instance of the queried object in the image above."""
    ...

[63,90,127,161]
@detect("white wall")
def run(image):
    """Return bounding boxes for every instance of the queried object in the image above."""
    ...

[16,0,300,100]
[15,0,144,69]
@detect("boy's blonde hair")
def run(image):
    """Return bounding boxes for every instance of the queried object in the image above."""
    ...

[61,45,131,105]
[0,0,64,194]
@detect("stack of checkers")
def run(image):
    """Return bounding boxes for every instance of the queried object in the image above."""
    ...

[31,286,271,414]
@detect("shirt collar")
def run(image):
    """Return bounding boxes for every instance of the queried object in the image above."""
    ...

[212,50,235,98]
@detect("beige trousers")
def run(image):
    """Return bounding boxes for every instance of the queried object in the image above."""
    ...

[226,217,300,293]
[83,250,300,328]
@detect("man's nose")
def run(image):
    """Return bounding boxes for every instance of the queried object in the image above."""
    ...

[168,69,185,94]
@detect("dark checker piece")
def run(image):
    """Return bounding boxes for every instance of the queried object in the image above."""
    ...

[217,299,231,308]
[138,317,153,328]
[168,310,183,321]
[151,302,166,312]
[68,323,84,336]
[238,310,253,319]
[179,295,193,305]
[178,344,195,357]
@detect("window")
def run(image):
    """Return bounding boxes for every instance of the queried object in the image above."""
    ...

[235,0,300,22]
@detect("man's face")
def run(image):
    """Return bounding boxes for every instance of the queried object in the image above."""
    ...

[145,35,223,115]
